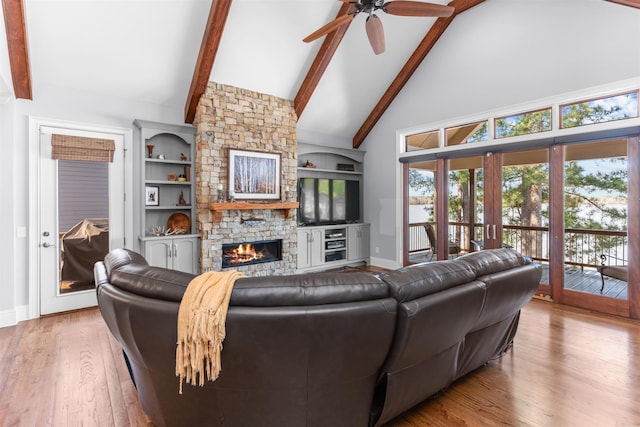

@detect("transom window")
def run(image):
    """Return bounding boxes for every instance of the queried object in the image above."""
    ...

[561,90,639,129]
[495,108,552,139]
[445,121,488,146]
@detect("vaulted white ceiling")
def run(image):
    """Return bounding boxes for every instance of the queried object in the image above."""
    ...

[6,0,640,146]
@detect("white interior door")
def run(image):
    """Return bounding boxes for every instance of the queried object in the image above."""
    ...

[35,123,126,315]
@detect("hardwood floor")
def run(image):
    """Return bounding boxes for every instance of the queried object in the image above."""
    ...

[386,299,640,427]
[1,300,639,426]
[0,308,152,426]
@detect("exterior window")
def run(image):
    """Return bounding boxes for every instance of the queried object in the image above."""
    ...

[445,121,488,146]
[405,130,439,151]
[495,108,552,139]
[561,91,639,129]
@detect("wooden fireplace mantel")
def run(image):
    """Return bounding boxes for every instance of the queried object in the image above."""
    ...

[208,201,299,221]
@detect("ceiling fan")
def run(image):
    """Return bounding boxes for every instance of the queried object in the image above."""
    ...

[303,0,455,55]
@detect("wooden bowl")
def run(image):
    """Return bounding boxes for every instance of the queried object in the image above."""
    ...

[167,213,190,234]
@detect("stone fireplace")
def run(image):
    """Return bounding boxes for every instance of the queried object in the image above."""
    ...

[194,82,297,275]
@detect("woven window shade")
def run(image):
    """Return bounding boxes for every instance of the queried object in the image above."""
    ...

[51,134,115,162]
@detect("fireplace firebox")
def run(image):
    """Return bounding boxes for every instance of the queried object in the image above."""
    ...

[222,239,283,268]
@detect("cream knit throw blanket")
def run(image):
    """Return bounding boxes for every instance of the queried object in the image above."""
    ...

[175,270,244,393]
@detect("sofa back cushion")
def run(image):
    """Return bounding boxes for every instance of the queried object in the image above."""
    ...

[103,248,389,307]
[231,272,389,306]
[109,263,195,302]
[105,248,194,302]
[378,260,476,303]
[471,263,541,330]
[104,247,148,272]
[455,247,527,277]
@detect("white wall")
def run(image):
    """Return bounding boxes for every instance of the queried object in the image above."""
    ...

[0,1,17,325]
[1,81,186,325]
[0,99,16,325]
[361,0,640,267]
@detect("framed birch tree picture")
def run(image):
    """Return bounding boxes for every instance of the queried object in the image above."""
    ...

[228,148,281,200]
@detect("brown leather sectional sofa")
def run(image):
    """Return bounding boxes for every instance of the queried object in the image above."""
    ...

[95,247,541,427]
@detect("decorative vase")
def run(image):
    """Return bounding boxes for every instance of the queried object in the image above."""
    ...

[146,144,154,159]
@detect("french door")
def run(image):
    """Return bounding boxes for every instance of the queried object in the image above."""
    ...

[30,118,129,316]
[403,137,639,319]
[549,137,638,318]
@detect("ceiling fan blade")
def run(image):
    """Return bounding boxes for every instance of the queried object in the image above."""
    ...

[366,14,385,55]
[383,1,455,17]
[303,14,355,43]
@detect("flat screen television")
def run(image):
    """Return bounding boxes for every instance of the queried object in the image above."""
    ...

[298,178,360,225]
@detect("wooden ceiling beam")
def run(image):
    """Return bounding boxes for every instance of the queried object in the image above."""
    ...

[2,0,32,99]
[605,0,640,8]
[352,0,485,148]
[294,3,354,119]
[184,0,233,124]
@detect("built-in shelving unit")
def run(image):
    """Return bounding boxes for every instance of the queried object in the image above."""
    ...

[134,119,200,274]
[295,143,369,272]
[297,142,365,178]
[296,167,363,176]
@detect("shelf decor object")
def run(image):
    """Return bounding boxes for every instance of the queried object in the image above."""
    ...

[228,148,281,200]
[166,212,191,234]
[145,186,160,206]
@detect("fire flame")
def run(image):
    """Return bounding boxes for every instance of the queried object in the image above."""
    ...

[228,244,261,264]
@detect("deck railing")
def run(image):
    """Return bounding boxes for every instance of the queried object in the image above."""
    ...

[409,222,628,268]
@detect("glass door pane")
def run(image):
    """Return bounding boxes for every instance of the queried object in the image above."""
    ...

[405,156,483,264]
[406,160,437,264]
[58,160,110,294]
[502,149,550,286]
[563,139,628,299]
[449,156,484,256]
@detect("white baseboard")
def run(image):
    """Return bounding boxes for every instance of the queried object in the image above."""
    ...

[0,308,16,328]
[0,305,29,328]
[16,305,29,323]
[369,256,400,271]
